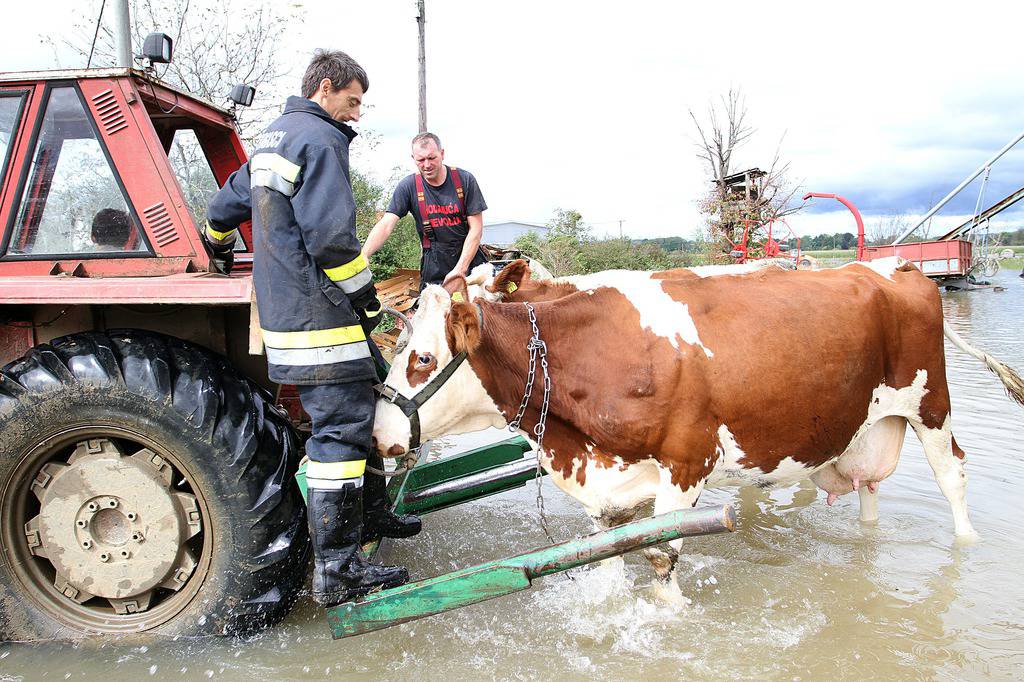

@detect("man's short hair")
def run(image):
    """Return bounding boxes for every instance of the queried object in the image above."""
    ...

[301,49,369,98]
[411,132,442,150]
[91,208,132,248]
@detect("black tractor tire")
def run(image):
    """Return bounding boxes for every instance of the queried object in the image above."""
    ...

[0,330,309,640]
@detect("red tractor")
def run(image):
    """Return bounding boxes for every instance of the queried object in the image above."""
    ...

[0,64,740,644]
[0,67,309,639]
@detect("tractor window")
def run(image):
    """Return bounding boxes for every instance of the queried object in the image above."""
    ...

[168,128,218,228]
[0,93,25,187]
[168,128,246,251]
[6,86,146,257]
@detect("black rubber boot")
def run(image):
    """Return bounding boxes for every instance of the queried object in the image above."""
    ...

[362,451,422,543]
[307,484,409,607]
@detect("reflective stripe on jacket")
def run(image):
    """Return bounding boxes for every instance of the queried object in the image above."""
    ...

[206,96,376,385]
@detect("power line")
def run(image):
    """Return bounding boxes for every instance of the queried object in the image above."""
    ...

[86,0,107,68]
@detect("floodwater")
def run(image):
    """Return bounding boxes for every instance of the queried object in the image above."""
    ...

[3,270,1024,681]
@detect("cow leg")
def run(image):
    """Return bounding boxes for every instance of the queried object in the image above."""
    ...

[591,506,641,572]
[911,418,977,539]
[643,469,705,606]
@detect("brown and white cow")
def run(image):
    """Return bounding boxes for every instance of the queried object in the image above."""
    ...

[373,257,1024,598]
[464,258,793,304]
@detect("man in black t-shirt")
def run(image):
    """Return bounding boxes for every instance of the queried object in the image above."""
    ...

[363,132,488,288]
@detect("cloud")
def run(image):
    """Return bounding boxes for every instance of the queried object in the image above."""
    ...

[9,0,1024,240]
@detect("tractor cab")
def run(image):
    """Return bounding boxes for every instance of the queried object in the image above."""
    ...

[0,68,251,278]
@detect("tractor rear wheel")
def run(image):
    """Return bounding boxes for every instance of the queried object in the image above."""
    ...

[0,330,308,640]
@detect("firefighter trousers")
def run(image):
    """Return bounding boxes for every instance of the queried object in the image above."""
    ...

[298,381,375,487]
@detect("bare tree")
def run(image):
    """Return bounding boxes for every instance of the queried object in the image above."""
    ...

[690,88,753,194]
[690,88,801,258]
[61,0,302,145]
[55,1,302,221]
[868,211,910,246]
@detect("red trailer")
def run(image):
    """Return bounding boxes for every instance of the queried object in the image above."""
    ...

[862,239,972,278]
[802,192,974,284]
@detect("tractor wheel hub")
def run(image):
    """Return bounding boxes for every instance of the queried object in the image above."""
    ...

[25,439,201,613]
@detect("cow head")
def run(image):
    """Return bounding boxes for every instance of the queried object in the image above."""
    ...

[373,277,506,458]
[466,258,544,303]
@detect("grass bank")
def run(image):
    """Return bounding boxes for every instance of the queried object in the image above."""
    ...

[802,249,856,258]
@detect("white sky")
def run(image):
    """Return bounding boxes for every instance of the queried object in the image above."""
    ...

[5,0,1024,238]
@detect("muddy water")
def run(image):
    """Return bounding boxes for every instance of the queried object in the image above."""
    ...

[3,271,1024,681]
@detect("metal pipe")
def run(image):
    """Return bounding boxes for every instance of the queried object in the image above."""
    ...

[522,505,735,578]
[401,456,542,505]
[938,183,1024,241]
[892,127,1024,245]
[803,193,866,260]
[327,504,736,638]
[112,0,132,68]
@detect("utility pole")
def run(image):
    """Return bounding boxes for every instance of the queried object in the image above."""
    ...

[416,0,427,133]
[112,0,132,68]
[618,220,624,239]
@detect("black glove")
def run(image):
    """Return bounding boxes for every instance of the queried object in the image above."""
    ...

[202,219,236,275]
[208,244,234,275]
[357,296,384,336]
[211,244,235,274]
[349,281,380,312]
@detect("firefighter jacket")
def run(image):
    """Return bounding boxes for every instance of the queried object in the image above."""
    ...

[206,96,377,385]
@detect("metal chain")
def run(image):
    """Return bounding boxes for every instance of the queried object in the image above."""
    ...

[508,303,556,544]
[508,308,539,432]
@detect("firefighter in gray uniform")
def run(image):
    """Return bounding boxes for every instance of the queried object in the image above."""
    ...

[204,50,420,607]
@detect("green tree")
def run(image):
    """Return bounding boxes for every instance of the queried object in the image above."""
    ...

[548,208,589,240]
[512,230,543,260]
[581,238,671,272]
[515,208,673,276]
[352,170,420,280]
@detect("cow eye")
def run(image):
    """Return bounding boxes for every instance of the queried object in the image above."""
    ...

[416,354,433,366]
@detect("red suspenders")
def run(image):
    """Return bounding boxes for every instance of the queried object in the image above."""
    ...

[414,172,432,249]
[450,166,465,210]
[414,166,466,250]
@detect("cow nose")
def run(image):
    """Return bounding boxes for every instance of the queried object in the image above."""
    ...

[386,444,407,458]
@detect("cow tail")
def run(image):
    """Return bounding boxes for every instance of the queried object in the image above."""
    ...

[943,320,1024,406]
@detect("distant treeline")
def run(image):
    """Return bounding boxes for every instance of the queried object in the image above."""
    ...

[635,227,1024,253]
[632,236,702,252]
[632,233,863,252]
[991,228,1024,246]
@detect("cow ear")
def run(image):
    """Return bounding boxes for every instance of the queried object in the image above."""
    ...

[445,300,482,354]
[487,259,530,296]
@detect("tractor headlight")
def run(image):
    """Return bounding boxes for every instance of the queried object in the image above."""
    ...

[229,84,256,107]
[142,33,173,64]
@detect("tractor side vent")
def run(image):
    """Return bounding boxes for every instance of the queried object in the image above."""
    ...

[91,90,129,136]
[143,202,178,247]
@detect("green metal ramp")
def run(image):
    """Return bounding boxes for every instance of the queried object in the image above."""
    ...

[326,505,736,638]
